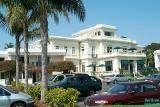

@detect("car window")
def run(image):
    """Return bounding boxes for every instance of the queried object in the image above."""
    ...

[132,84,143,93]
[0,88,10,96]
[107,84,130,94]
[143,84,156,92]
[68,77,78,84]
[48,75,57,81]
[54,75,65,82]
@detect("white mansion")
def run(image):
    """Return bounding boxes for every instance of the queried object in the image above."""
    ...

[154,50,160,71]
[0,24,146,81]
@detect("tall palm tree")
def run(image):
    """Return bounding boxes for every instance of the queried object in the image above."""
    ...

[35,0,85,101]
[0,1,40,88]
[0,1,23,85]
[8,4,40,90]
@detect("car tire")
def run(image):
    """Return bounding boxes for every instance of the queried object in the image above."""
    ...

[113,101,123,105]
[11,102,26,107]
[113,80,117,84]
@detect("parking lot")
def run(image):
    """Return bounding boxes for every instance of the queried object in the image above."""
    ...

[78,81,112,107]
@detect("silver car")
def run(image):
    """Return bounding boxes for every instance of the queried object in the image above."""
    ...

[102,74,132,83]
[0,85,34,107]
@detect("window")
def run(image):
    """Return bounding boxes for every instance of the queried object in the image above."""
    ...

[95,32,97,35]
[0,88,10,96]
[64,46,68,53]
[81,47,84,55]
[143,84,156,92]
[104,32,112,36]
[123,48,127,52]
[72,47,75,54]
[105,61,113,71]
[107,84,130,94]
[54,75,65,82]
[98,31,101,35]
[82,65,85,72]
[106,46,112,53]
[56,46,59,49]
[132,84,142,93]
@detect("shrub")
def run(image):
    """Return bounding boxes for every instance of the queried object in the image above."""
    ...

[11,81,24,92]
[27,85,41,101]
[45,88,80,107]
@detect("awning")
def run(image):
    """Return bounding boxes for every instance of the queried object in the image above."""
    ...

[121,60,131,65]
[105,61,112,66]
[144,66,156,70]
[137,60,145,64]
[86,64,96,67]
[128,47,137,50]
[114,46,122,49]
[97,64,106,67]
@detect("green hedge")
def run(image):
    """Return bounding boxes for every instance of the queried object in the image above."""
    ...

[45,88,80,107]
[27,85,41,101]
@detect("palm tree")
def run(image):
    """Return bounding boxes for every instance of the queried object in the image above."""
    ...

[0,1,23,85]
[7,4,40,90]
[35,0,86,101]
[4,42,14,49]
[0,1,40,89]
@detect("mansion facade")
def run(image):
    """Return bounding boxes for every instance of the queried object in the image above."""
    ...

[0,24,146,83]
[154,50,160,71]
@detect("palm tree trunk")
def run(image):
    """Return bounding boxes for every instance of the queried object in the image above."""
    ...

[15,35,20,85]
[40,0,48,102]
[23,23,29,91]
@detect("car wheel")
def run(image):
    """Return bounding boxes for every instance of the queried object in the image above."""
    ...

[11,102,26,107]
[113,80,117,84]
[113,101,123,105]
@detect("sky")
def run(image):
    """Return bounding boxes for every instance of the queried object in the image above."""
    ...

[0,0,160,50]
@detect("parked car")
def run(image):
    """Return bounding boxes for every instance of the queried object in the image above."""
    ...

[84,81,160,106]
[34,73,90,85]
[102,74,132,84]
[48,75,102,96]
[0,85,34,107]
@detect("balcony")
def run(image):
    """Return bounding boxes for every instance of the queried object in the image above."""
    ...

[99,51,146,58]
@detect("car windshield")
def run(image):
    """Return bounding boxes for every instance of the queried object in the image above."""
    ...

[107,84,130,94]
[48,75,57,81]
[0,85,18,94]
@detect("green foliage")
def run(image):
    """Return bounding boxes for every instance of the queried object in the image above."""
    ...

[141,70,159,76]
[27,85,41,101]
[48,61,76,73]
[11,82,24,91]
[45,88,80,107]
[145,43,160,67]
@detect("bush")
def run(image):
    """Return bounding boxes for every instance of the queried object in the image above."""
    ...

[45,88,80,107]
[27,85,41,101]
[11,81,24,92]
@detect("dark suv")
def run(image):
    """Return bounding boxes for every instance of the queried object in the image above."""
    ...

[48,74,102,96]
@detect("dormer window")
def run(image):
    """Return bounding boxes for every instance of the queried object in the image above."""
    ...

[104,31,112,36]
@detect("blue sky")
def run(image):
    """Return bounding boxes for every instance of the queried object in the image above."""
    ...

[0,0,160,50]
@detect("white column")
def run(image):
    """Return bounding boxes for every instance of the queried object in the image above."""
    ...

[133,60,137,73]
[154,54,160,70]
[113,58,120,74]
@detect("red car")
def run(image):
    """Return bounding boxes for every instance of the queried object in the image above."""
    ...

[84,81,160,106]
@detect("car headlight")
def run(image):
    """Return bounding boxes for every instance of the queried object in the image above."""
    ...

[95,100,108,104]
